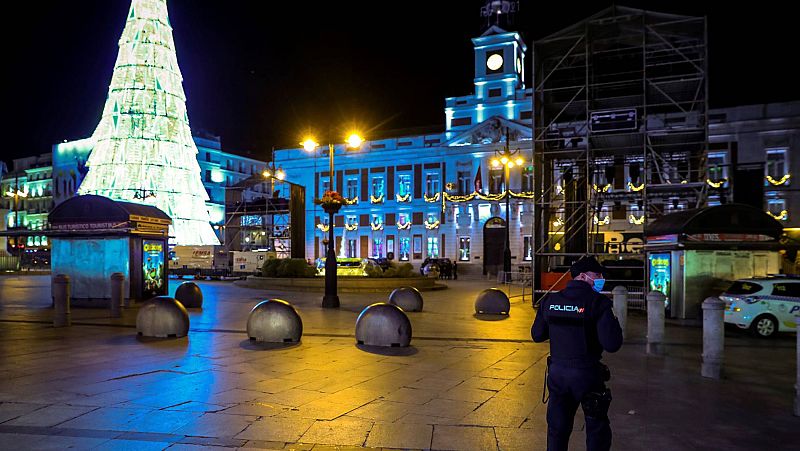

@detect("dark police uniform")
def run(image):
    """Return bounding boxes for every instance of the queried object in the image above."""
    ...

[532,276,623,451]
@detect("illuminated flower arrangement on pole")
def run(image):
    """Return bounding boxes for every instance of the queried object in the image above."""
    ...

[314,190,346,214]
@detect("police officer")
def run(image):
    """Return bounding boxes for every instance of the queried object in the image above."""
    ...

[532,256,623,451]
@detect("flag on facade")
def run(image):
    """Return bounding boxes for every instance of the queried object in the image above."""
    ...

[474,164,483,193]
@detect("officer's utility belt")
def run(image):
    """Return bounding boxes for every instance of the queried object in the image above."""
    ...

[549,355,609,374]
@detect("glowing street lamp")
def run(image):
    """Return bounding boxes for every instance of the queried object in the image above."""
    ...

[302,131,364,308]
[493,128,526,279]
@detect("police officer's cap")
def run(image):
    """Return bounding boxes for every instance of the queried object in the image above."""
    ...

[570,256,607,277]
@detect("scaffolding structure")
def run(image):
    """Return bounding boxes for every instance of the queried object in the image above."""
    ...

[532,6,709,293]
[224,176,291,257]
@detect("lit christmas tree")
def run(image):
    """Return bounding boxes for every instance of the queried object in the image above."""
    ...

[78,0,219,245]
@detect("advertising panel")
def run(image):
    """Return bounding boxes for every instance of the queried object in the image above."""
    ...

[143,240,166,297]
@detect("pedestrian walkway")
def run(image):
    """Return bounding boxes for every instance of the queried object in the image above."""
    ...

[0,276,797,450]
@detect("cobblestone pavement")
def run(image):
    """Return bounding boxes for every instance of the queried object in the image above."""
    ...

[0,275,797,450]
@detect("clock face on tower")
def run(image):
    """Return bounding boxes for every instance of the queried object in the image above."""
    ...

[486,52,504,73]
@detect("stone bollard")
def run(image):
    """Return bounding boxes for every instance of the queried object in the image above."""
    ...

[795,315,799,417]
[110,273,124,318]
[612,286,628,339]
[701,296,725,379]
[53,274,71,327]
[646,291,666,355]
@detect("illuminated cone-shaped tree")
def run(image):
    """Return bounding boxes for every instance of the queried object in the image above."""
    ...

[78,0,219,245]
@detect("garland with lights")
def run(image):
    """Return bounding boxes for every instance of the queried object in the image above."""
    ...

[766,174,791,186]
[396,193,411,202]
[766,209,789,221]
[628,182,645,192]
[425,220,440,230]
[706,178,727,188]
[424,192,440,202]
[316,224,329,232]
[370,194,384,204]
[628,214,645,225]
[345,223,358,231]
[397,222,412,230]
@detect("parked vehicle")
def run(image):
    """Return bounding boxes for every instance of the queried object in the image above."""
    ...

[720,276,800,338]
[169,245,229,279]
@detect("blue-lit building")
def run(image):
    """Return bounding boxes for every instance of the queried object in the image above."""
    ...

[274,18,800,277]
[1,134,267,254]
[276,26,535,276]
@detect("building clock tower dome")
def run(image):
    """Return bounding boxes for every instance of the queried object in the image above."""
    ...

[444,1,530,136]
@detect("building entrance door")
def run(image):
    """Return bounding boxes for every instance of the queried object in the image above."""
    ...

[483,217,506,276]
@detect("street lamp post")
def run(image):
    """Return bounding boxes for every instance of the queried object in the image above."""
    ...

[491,129,524,281]
[303,133,363,309]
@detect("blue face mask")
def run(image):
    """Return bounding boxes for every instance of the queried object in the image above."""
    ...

[592,278,606,292]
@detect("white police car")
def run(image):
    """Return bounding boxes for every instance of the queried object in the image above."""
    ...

[720,277,800,338]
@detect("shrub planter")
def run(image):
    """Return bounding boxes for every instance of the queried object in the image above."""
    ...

[236,276,439,293]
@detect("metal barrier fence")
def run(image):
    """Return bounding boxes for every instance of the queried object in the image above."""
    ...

[0,256,20,271]
[497,271,534,303]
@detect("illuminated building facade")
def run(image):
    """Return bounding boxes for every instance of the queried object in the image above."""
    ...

[275,8,799,277]
[1,135,265,255]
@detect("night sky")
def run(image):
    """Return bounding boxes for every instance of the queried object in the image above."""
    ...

[4,0,796,163]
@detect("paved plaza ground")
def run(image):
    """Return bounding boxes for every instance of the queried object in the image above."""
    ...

[0,275,797,450]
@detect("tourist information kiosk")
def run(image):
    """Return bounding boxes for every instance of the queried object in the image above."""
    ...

[48,195,171,306]
[645,204,786,319]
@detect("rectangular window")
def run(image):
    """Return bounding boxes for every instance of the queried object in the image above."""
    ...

[522,166,533,192]
[205,170,211,182]
[707,152,728,183]
[459,237,471,261]
[372,238,383,258]
[520,110,532,120]
[767,198,787,220]
[457,170,472,195]
[321,178,330,195]
[425,172,440,196]
[766,149,788,183]
[346,177,358,199]
[523,235,533,261]
[372,176,385,197]
[397,174,411,197]
[399,237,410,261]
[413,235,423,259]
[427,237,439,258]
[451,117,472,127]
[348,239,357,258]
[205,152,211,162]
[488,88,502,97]
[489,168,504,193]
[398,212,411,226]
[346,215,357,226]
[387,236,395,259]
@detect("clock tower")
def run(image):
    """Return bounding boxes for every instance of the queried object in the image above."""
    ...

[472,26,526,101]
[444,1,530,136]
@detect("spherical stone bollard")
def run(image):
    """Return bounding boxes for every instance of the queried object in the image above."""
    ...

[136,296,190,338]
[175,281,203,309]
[475,288,510,315]
[355,303,412,347]
[246,299,303,343]
[388,287,424,312]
